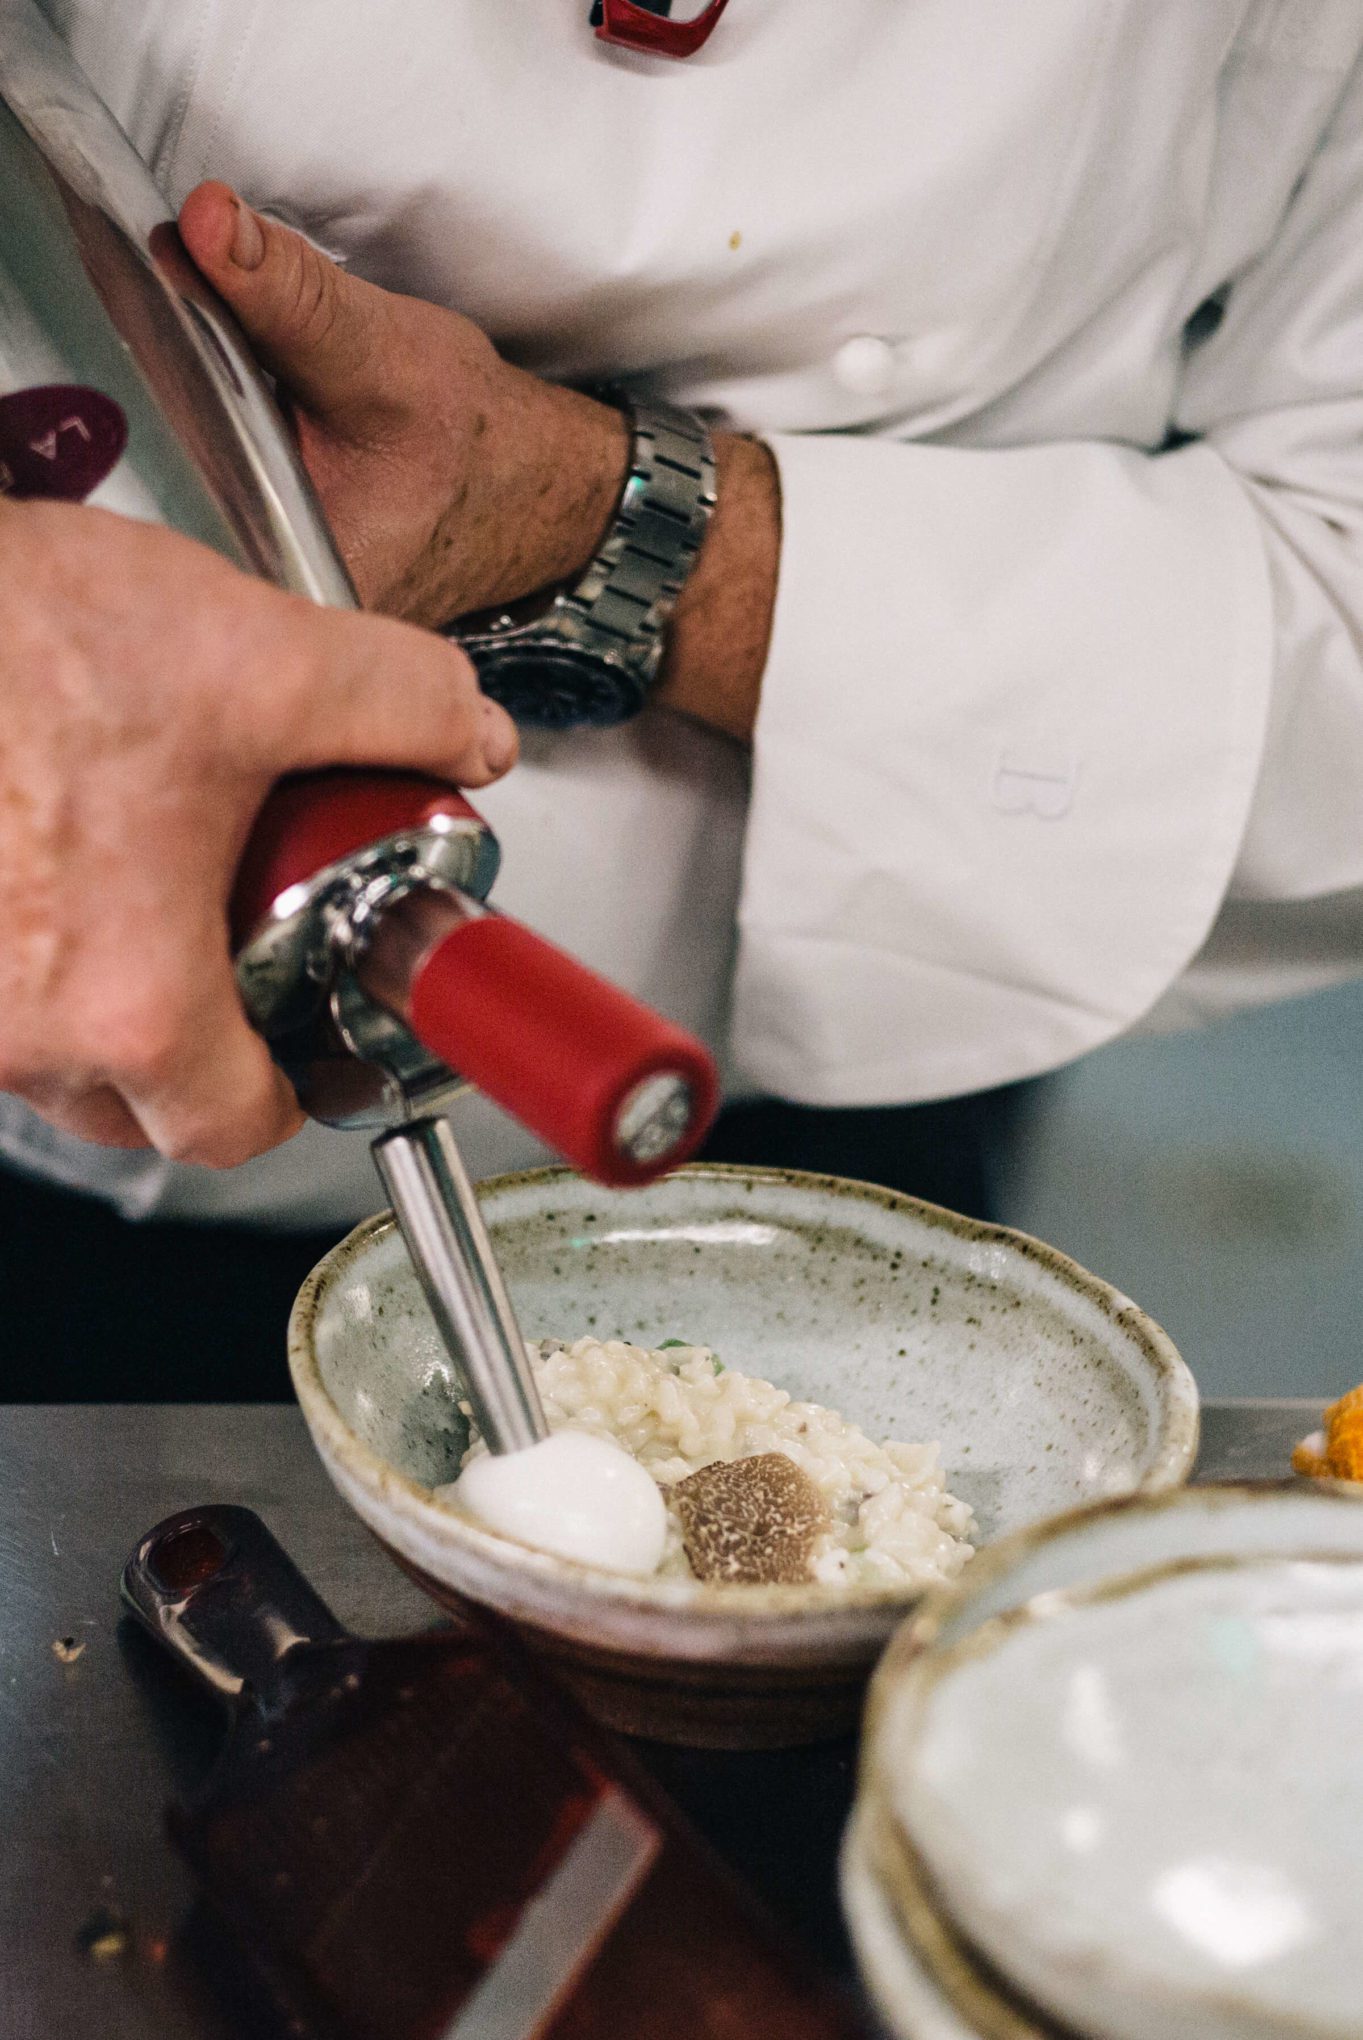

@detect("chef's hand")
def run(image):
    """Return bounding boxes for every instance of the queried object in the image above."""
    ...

[179,182,780,744]
[0,496,517,1165]
[178,180,630,630]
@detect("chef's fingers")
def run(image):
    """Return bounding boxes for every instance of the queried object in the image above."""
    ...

[14,1080,151,1151]
[279,604,519,785]
[115,959,305,1169]
[179,182,386,430]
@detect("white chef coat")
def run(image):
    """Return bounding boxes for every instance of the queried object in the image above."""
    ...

[8,0,1363,1225]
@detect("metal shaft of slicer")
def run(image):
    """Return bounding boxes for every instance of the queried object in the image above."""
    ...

[372,1116,548,1456]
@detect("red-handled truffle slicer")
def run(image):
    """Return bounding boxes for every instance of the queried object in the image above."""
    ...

[0,3,719,1456]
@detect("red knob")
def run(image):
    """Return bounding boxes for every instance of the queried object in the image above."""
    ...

[406,910,719,1187]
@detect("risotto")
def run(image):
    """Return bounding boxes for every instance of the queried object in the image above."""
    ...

[456,1335,975,1591]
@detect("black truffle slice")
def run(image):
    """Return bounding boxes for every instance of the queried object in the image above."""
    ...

[674,1452,830,1585]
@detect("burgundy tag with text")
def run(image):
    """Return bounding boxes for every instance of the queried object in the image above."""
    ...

[0,384,128,501]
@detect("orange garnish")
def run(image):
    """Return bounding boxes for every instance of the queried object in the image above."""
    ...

[1293,1383,1363,1482]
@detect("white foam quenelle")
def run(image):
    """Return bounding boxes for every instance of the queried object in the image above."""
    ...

[439,1430,668,1578]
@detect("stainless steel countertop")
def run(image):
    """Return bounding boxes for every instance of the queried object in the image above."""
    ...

[0,1399,1325,2039]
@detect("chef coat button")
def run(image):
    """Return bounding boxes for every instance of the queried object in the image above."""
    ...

[831,334,897,396]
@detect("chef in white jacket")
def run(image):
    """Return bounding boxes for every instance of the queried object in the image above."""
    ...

[3,2,1363,1386]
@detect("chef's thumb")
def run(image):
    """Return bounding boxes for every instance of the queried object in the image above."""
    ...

[178,180,382,426]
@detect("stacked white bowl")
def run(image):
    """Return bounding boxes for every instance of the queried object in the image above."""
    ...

[845,1483,1363,2040]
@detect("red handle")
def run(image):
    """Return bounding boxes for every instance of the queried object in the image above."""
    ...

[406,911,719,1188]
[230,768,487,948]
[234,771,719,1186]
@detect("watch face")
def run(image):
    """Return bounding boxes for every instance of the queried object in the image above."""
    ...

[470,646,650,730]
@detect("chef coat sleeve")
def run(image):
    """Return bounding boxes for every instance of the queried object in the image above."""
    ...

[733,63,1363,1107]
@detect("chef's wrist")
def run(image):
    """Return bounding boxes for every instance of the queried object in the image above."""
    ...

[449,371,631,620]
[652,431,781,746]
[444,394,780,749]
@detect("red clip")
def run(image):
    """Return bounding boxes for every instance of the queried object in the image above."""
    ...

[595,0,730,59]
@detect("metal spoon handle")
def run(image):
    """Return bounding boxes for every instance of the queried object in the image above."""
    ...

[372,1115,548,1455]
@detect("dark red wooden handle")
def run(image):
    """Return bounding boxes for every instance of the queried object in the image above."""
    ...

[408,913,719,1187]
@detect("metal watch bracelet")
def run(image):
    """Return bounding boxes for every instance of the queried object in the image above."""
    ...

[452,393,717,729]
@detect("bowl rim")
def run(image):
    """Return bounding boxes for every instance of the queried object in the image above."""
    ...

[853,1478,1363,2038]
[287,1162,1201,1631]
[840,1801,986,2040]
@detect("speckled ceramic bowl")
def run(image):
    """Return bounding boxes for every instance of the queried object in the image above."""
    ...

[846,1482,1363,2040]
[288,1165,1198,1747]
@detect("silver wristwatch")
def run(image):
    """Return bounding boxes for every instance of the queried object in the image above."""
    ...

[453,394,717,729]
